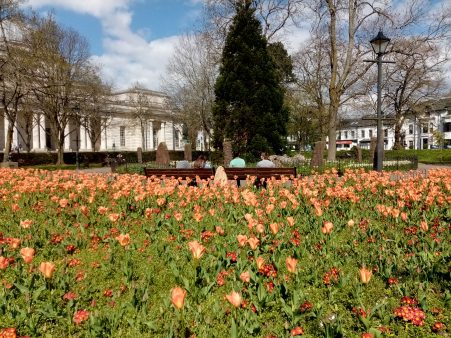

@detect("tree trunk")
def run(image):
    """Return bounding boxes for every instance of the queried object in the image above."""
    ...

[56,129,65,165]
[393,122,403,149]
[327,97,339,161]
[3,123,14,162]
[140,125,145,150]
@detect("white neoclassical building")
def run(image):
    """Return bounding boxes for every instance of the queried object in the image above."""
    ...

[0,87,185,154]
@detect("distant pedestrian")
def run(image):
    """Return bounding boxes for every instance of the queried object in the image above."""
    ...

[256,152,275,168]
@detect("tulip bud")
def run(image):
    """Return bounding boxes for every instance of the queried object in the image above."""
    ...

[225,291,242,307]
[359,267,372,284]
[39,262,56,278]
[171,287,186,310]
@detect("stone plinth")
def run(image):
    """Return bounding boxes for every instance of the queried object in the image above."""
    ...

[0,162,18,168]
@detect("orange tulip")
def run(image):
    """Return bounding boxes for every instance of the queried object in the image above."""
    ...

[215,226,224,235]
[247,237,260,250]
[286,216,295,227]
[20,247,35,264]
[188,240,206,259]
[237,235,248,247]
[225,291,242,307]
[8,238,21,249]
[20,219,33,229]
[171,287,187,310]
[359,267,372,284]
[116,233,131,246]
[0,256,8,269]
[269,222,279,235]
[39,262,56,278]
[321,221,334,234]
[108,213,120,222]
[256,223,265,234]
[256,256,265,270]
[347,219,355,227]
[286,257,298,273]
[240,271,250,283]
[420,221,428,231]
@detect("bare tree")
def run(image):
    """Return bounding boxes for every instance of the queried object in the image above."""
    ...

[125,83,155,151]
[385,37,449,149]
[0,0,27,161]
[292,32,330,142]
[24,14,92,164]
[76,67,113,151]
[162,32,217,149]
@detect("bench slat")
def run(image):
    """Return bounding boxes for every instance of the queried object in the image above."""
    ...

[144,168,215,180]
[223,167,296,180]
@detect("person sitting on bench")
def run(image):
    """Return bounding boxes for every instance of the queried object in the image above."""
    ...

[229,152,246,168]
[256,152,275,168]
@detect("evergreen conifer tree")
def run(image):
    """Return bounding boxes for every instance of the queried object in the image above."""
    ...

[212,1,288,159]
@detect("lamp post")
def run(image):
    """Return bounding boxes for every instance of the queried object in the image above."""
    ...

[367,31,392,171]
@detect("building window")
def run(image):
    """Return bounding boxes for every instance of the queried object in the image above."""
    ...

[422,138,428,149]
[369,129,373,138]
[120,126,125,147]
[422,124,428,133]
[429,123,434,133]
[408,124,413,134]
[351,131,355,138]
[409,140,413,149]
[344,131,348,139]
[444,122,451,132]
[384,129,388,137]
[361,130,365,138]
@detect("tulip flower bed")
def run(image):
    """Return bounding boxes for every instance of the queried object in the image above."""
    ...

[0,168,449,337]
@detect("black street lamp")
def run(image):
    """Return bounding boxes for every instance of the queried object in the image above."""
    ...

[366,31,392,171]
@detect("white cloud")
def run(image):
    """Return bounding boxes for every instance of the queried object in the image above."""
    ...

[23,0,177,91]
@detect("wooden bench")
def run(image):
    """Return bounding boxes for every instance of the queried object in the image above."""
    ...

[144,168,215,183]
[223,167,297,187]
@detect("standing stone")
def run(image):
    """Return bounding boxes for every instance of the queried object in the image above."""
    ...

[184,143,192,161]
[223,139,233,167]
[214,166,228,186]
[156,142,170,166]
[137,147,143,164]
[370,137,377,162]
[310,141,325,167]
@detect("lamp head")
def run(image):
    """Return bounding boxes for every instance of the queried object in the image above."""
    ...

[370,30,390,55]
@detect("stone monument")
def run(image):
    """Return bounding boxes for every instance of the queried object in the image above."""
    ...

[184,143,192,161]
[310,141,325,167]
[137,147,143,164]
[370,137,377,162]
[156,142,170,166]
[355,145,362,163]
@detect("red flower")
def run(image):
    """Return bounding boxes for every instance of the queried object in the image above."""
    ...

[291,326,304,336]
[63,292,78,301]
[432,322,445,333]
[73,309,90,325]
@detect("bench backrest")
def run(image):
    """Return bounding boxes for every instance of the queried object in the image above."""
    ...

[223,167,297,180]
[144,168,215,180]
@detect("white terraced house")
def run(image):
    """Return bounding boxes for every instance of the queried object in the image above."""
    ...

[335,97,451,150]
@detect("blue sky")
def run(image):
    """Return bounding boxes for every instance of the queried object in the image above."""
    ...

[21,0,450,91]
[22,0,203,90]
